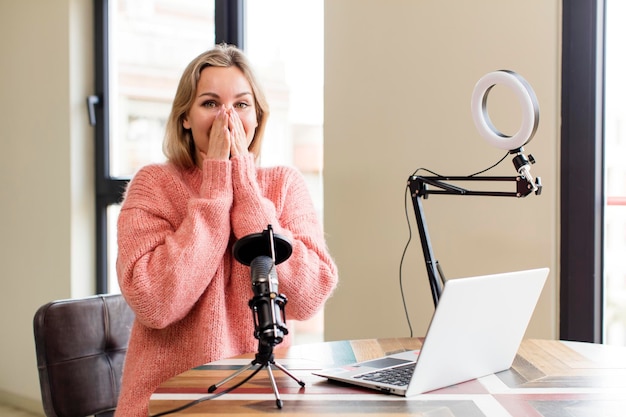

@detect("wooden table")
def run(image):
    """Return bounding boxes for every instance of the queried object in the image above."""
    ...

[150,338,626,416]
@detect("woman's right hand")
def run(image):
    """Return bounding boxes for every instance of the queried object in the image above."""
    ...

[202,106,231,162]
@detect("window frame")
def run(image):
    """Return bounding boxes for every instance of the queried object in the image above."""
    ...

[560,0,605,342]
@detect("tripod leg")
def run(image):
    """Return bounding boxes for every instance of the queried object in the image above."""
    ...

[208,362,256,393]
[271,361,306,387]
[265,365,283,409]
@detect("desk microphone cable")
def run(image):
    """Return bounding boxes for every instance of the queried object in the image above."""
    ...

[149,365,263,417]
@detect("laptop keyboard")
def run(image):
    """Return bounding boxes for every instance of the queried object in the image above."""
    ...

[354,362,416,386]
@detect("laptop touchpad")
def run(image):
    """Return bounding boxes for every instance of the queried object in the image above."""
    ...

[356,357,412,369]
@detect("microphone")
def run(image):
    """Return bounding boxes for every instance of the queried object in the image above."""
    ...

[233,225,292,347]
[249,255,288,346]
[209,226,306,403]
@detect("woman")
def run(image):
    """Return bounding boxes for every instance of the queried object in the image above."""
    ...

[115,44,338,417]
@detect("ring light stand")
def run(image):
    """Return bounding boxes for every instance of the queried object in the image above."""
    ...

[411,70,542,307]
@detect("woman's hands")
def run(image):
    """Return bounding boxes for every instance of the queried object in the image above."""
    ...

[199,106,250,163]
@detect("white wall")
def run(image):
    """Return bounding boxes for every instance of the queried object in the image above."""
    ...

[0,1,94,413]
[324,1,560,341]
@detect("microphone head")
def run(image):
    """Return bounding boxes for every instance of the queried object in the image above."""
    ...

[250,256,276,296]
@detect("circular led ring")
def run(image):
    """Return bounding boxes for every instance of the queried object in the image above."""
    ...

[470,70,539,150]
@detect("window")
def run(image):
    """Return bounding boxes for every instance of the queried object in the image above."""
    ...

[245,0,325,213]
[603,0,626,345]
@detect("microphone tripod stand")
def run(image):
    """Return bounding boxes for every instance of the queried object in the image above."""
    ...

[208,339,305,409]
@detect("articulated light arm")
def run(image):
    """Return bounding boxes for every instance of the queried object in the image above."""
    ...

[407,168,541,307]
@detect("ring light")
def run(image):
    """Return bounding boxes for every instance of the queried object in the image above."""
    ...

[470,70,540,150]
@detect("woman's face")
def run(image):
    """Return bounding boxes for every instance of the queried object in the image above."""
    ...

[183,66,257,163]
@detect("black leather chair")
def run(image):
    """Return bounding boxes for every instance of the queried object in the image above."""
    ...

[33,294,134,417]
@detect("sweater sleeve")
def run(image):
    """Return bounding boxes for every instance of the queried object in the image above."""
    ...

[116,161,233,329]
[230,154,338,321]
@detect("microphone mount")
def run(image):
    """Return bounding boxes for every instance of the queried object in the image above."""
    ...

[408,151,541,307]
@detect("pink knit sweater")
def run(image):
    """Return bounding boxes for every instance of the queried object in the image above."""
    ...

[114,154,338,417]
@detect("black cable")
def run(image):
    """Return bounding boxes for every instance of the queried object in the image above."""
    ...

[149,365,264,417]
[399,182,414,338]
[468,151,509,176]
[413,167,443,177]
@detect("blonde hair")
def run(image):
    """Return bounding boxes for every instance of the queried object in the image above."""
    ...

[163,44,269,169]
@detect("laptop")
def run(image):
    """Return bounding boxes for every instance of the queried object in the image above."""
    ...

[313,267,549,396]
